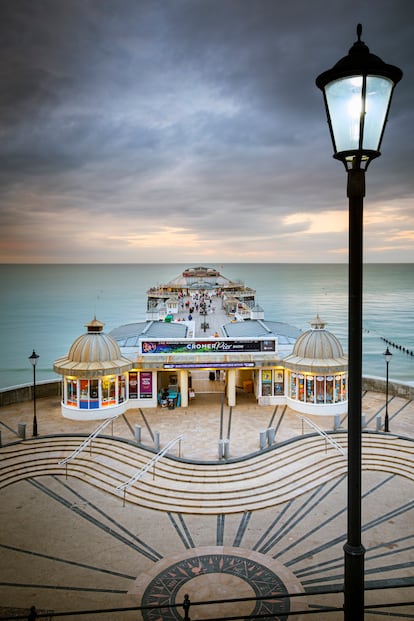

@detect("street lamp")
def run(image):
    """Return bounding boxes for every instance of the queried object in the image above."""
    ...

[383,346,392,432]
[316,24,402,621]
[29,350,39,437]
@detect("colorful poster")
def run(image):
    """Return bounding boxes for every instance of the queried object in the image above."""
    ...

[129,371,138,399]
[140,371,153,399]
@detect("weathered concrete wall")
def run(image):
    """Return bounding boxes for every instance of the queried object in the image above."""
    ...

[362,376,414,400]
[0,380,61,407]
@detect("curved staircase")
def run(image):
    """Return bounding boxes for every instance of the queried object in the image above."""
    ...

[1,433,413,514]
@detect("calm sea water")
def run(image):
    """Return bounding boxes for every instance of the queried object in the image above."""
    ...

[0,263,413,389]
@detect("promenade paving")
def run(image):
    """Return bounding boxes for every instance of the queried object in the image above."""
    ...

[0,386,413,620]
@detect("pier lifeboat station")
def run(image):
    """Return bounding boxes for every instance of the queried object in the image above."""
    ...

[54,266,348,420]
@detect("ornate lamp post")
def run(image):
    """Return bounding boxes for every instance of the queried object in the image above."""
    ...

[29,350,40,437]
[383,346,392,432]
[316,24,402,621]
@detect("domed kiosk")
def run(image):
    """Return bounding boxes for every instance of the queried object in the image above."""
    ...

[283,315,348,416]
[54,318,133,420]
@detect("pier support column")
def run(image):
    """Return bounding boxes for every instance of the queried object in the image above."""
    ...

[227,369,236,407]
[180,370,189,407]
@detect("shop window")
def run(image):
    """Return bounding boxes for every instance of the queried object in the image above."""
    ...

[335,376,341,403]
[326,376,334,403]
[290,373,297,399]
[274,370,284,395]
[118,375,126,402]
[102,376,116,406]
[316,376,325,403]
[298,375,305,401]
[80,379,89,409]
[67,379,77,407]
[261,370,272,396]
[90,379,99,409]
[306,376,315,402]
[341,376,347,401]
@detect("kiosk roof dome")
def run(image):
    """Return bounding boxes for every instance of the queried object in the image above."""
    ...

[293,315,344,359]
[284,315,347,371]
[54,318,133,377]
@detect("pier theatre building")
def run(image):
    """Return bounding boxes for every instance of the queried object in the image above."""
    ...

[54,267,348,420]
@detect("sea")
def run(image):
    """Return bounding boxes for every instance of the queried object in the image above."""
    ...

[0,263,413,390]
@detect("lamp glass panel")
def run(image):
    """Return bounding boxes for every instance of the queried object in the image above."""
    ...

[325,76,363,153]
[363,76,393,151]
[325,75,394,154]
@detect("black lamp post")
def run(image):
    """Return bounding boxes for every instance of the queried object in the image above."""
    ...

[383,346,392,432]
[316,25,402,621]
[29,350,39,437]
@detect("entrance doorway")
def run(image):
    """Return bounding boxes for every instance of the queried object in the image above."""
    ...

[190,369,225,394]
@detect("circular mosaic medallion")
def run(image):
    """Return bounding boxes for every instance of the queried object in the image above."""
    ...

[141,551,291,620]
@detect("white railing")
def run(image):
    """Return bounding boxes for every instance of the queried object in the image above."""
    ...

[298,415,346,457]
[116,434,184,506]
[58,415,121,469]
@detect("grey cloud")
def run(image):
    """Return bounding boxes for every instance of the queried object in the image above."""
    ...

[0,0,413,263]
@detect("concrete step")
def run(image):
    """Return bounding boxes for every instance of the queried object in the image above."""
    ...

[1,433,413,514]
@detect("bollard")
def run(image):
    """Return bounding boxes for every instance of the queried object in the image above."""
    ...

[267,427,275,445]
[259,430,267,450]
[18,423,26,440]
[223,439,230,460]
[218,439,224,459]
[333,414,341,431]
[134,425,142,444]
[376,414,382,431]
[154,431,160,451]
[361,413,366,428]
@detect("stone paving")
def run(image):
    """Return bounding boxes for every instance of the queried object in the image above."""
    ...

[0,387,413,620]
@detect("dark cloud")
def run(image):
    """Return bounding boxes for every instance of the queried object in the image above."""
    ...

[0,0,413,262]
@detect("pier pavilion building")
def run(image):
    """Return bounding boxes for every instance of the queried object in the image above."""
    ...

[54,267,348,419]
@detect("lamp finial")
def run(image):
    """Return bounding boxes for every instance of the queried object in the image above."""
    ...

[356,23,362,42]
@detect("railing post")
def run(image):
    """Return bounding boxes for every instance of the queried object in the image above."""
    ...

[18,423,26,440]
[183,593,191,620]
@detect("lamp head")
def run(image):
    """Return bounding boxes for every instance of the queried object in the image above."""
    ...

[383,347,392,364]
[316,24,402,170]
[29,350,39,367]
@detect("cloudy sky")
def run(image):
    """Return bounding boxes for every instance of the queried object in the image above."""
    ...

[1,0,413,263]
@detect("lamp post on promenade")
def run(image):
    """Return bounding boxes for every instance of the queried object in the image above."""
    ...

[383,346,392,432]
[316,24,402,620]
[29,350,39,437]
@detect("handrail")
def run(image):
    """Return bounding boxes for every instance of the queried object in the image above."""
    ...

[58,414,121,466]
[298,415,346,456]
[116,434,184,505]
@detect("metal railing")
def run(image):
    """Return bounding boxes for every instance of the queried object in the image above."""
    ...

[116,434,184,506]
[298,415,347,456]
[5,585,414,620]
[58,415,121,477]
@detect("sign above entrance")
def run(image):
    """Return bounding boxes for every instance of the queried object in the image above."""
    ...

[142,339,276,354]
[164,362,256,369]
